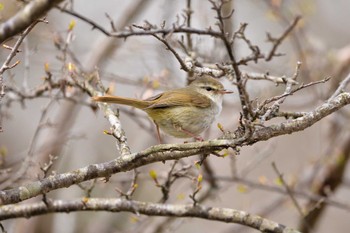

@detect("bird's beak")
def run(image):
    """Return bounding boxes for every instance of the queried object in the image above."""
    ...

[219,89,233,94]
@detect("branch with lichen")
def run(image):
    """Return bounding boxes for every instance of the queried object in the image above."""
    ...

[0,198,301,233]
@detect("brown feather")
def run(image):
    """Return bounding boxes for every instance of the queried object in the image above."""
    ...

[92,95,152,109]
[145,88,211,109]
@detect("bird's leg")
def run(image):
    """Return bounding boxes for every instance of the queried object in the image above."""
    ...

[154,122,162,144]
[176,126,204,142]
[194,135,204,142]
[154,122,166,164]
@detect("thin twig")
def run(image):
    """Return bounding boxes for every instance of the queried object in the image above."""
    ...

[272,162,312,231]
[272,162,304,216]
[56,6,111,35]
[151,33,189,72]
[0,97,56,190]
[215,175,350,211]
[209,0,253,119]
[265,16,302,61]
[329,73,350,100]
[184,0,193,51]
[0,19,47,100]
[258,76,331,122]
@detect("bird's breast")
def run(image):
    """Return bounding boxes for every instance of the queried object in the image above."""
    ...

[147,104,220,138]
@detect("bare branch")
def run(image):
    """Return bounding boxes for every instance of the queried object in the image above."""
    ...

[257,76,331,122]
[0,19,46,101]
[272,162,305,217]
[265,16,302,61]
[55,6,111,36]
[184,0,194,51]
[329,73,350,100]
[259,61,301,121]
[0,198,301,233]
[0,0,63,43]
[216,176,350,211]
[0,97,57,189]
[243,71,299,85]
[151,33,190,72]
[73,71,131,156]
[209,0,253,119]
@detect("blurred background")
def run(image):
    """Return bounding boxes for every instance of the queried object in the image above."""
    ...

[1,0,350,232]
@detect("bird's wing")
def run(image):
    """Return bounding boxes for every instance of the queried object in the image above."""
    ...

[145,88,211,109]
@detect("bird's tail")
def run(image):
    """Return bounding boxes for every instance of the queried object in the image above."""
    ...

[92,95,151,109]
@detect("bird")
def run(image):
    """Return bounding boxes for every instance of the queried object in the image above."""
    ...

[92,75,232,142]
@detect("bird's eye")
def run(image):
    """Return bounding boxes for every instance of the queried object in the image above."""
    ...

[203,86,214,91]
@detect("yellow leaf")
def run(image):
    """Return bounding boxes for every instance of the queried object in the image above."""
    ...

[0,146,7,157]
[68,19,76,31]
[336,153,346,165]
[152,80,160,89]
[177,193,185,200]
[149,169,157,180]
[130,216,139,223]
[194,161,201,169]
[82,197,89,203]
[67,62,75,72]
[221,149,229,157]
[197,174,203,183]
[44,62,50,73]
[103,130,110,135]
[237,184,248,193]
[0,3,4,11]
[217,122,224,132]
[274,177,283,186]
